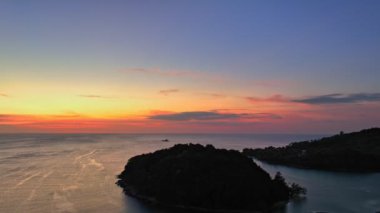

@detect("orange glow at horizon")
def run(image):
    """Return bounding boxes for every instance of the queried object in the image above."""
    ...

[2,69,380,134]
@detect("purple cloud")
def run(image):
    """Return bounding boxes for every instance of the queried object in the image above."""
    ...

[293,93,380,104]
[149,111,281,121]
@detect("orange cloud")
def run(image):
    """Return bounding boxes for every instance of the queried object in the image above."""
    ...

[0,113,147,133]
[0,109,282,133]
[1,100,380,134]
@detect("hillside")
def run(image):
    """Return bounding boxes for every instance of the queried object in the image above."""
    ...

[243,128,380,172]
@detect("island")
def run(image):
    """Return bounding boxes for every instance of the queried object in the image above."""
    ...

[117,144,305,212]
[243,128,380,172]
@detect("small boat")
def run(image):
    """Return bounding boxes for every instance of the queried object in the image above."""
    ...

[161,139,169,142]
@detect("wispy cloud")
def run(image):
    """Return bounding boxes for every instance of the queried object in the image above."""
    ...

[0,113,147,133]
[199,92,226,98]
[122,67,225,83]
[149,111,238,121]
[245,94,289,103]
[245,93,380,105]
[78,94,113,99]
[0,113,84,124]
[251,80,296,88]
[0,93,9,97]
[158,89,179,96]
[0,114,42,126]
[293,93,380,104]
[148,111,281,121]
[124,68,193,77]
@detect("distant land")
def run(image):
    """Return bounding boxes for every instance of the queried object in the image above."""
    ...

[117,144,305,212]
[243,128,380,172]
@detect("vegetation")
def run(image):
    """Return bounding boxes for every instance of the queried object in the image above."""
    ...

[243,128,380,172]
[117,144,304,212]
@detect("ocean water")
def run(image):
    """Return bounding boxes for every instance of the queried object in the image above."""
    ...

[0,134,379,213]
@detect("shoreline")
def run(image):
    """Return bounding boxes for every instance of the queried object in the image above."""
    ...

[252,157,380,174]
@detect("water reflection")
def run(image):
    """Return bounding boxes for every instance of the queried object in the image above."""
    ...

[257,160,380,213]
[1,134,379,213]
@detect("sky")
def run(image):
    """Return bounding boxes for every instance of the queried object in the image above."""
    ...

[1,0,380,133]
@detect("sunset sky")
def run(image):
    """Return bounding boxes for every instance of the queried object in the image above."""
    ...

[1,0,380,133]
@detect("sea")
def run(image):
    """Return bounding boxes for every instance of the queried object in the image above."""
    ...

[0,133,379,213]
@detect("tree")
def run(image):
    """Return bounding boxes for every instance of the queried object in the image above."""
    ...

[273,172,286,184]
[289,183,307,198]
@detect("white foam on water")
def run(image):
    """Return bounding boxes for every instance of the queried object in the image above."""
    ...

[53,192,76,213]
[74,150,96,163]
[14,171,41,188]
[88,159,104,171]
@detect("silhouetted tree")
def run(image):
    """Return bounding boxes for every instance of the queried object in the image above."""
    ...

[243,128,380,172]
[289,183,307,198]
[274,172,285,183]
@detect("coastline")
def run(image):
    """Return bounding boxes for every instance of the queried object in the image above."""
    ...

[252,158,380,174]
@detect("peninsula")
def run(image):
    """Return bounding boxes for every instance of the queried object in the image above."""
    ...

[243,128,380,172]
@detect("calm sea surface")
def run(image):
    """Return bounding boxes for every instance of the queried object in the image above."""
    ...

[0,134,379,213]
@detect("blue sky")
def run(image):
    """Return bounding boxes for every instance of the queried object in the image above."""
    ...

[1,0,380,133]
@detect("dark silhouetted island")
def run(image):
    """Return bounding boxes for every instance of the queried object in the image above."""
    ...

[117,144,304,212]
[243,128,380,172]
